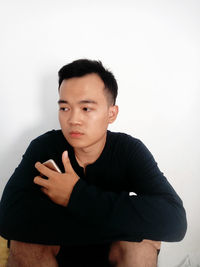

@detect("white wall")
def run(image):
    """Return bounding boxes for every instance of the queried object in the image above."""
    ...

[0,0,199,266]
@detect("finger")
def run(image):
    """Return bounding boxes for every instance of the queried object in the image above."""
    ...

[41,187,49,196]
[33,176,49,188]
[35,162,55,178]
[62,151,73,173]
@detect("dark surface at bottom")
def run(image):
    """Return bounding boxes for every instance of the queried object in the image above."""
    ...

[56,243,111,267]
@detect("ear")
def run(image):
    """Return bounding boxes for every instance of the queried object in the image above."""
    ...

[108,105,119,124]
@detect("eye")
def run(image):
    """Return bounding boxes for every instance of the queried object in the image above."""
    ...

[82,107,91,112]
[59,107,69,112]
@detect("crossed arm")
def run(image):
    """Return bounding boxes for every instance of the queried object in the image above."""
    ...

[0,137,187,245]
[34,151,79,207]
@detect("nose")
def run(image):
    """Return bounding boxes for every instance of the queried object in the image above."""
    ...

[68,109,82,125]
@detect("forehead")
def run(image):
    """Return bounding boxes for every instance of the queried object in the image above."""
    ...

[59,73,106,101]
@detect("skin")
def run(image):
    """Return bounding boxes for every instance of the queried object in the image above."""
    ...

[9,73,160,267]
[34,151,79,206]
[34,73,118,206]
[58,73,118,167]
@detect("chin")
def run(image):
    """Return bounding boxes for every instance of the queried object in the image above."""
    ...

[65,137,87,149]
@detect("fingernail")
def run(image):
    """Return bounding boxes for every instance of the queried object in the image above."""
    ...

[64,151,68,157]
[35,162,41,168]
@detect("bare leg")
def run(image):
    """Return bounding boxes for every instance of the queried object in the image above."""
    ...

[7,240,60,267]
[109,239,161,267]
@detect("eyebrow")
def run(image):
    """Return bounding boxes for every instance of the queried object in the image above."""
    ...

[58,99,98,105]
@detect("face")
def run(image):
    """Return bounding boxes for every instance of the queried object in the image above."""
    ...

[58,73,118,152]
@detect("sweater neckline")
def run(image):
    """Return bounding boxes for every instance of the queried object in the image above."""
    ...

[69,130,111,173]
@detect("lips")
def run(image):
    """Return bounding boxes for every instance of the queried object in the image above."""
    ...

[69,131,84,138]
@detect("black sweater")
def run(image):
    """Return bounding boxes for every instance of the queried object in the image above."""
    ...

[0,130,187,245]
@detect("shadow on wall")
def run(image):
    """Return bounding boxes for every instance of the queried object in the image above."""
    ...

[0,72,60,197]
[174,251,200,267]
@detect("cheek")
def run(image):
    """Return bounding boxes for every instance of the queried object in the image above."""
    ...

[58,112,62,123]
[90,112,109,126]
[58,112,65,126]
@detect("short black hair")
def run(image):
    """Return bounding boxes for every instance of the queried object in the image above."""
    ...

[58,59,118,105]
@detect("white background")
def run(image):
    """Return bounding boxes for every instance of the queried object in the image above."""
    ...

[0,0,199,266]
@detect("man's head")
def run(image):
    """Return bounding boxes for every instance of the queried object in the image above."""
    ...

[58,59,119,152]
[58,59,118,105]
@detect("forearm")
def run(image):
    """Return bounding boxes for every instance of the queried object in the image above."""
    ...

[67,179,187,242]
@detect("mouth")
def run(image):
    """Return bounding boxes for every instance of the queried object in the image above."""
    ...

[69,131,84,138]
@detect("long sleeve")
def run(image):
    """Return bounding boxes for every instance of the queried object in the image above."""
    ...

[0,130,187,245]
[67,138,187,242]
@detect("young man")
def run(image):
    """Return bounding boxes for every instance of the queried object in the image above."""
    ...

[0,59,187,266]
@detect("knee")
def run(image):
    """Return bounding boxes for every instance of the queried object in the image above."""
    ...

[109,241,125,265]
[9,240,60,263]
[109,240,161,265]
[142,239,161,251]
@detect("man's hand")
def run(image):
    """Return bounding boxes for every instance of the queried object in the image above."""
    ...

[34,151,80,207]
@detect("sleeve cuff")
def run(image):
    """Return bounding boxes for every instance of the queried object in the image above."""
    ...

[67,178,88,213]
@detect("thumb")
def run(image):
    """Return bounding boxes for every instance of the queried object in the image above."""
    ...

[62,151,73,173]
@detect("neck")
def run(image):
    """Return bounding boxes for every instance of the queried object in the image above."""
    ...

[74,133,107,168]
